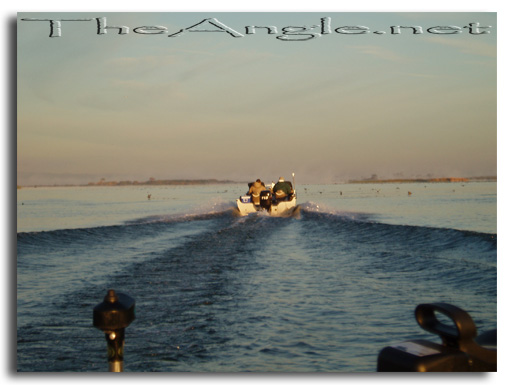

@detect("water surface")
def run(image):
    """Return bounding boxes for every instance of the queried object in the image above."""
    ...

[17,182,497,372]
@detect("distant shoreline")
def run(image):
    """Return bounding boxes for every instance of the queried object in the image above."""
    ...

[347,176,496,184]
[17,176,496,189]
[87,178,237,187]
[17,179,238,189]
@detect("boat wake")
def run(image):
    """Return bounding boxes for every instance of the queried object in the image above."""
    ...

[300,201,374,222]
[124,199,237,226]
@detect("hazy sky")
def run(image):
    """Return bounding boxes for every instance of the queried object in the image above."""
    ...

[17,12,497,185]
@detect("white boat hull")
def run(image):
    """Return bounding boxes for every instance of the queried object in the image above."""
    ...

[236,196,297,217]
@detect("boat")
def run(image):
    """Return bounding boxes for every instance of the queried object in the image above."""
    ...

[236,173,298,217]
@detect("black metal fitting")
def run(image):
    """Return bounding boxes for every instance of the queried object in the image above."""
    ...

[93,290,135,372]
[377,302,496,372]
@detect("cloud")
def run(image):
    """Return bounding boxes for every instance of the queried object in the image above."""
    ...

[422,35,496,58]
[349,45,407,62]
[405,73,440,79]
[176,49,275,83]
[104,55,179,77]
[75,79,185,111]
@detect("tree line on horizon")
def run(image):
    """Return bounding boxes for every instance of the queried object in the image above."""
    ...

[88,177,235,186]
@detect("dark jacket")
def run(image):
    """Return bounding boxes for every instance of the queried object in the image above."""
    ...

[273,181,292,198]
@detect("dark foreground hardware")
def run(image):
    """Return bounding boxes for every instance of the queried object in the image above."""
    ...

[377,303,496,372]
[93,290,135,372]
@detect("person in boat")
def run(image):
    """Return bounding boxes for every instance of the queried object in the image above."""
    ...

[273,176,292,201]
[248,179,267,205]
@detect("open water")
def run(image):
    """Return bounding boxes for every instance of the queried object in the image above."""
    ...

[16,182,497,372]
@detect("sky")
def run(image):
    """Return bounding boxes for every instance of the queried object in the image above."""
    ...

[16,11,497,185]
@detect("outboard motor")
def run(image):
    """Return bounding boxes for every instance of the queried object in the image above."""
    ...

[259,190,273,211]
[377,303,496,372]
